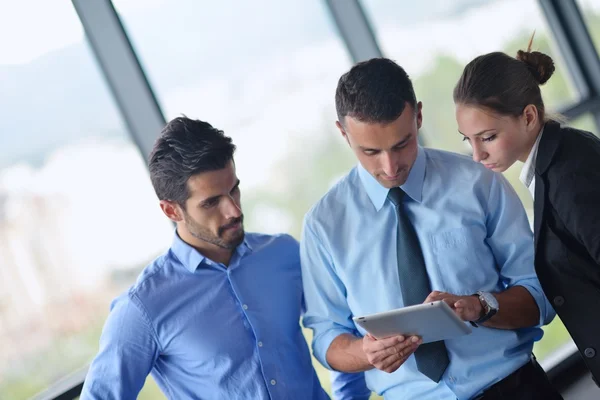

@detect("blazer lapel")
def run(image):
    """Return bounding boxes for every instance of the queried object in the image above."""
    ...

[534,173,545,253]
[534,120,562,254]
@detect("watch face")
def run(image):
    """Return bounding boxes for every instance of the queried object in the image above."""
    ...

[481,292,499,310]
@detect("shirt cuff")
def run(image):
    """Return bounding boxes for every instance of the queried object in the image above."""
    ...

[516,282,555,327]
[313,326,357,370]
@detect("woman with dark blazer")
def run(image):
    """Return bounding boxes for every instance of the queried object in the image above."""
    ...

[452,40,600,384]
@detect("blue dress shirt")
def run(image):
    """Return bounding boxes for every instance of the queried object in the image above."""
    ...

[300,147,555,400]
[81,232,335,400]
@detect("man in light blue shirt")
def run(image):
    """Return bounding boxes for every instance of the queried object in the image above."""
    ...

[81,117,369,399]
[300,58,562,400]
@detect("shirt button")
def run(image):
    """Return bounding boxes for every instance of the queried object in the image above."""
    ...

[553,296,565,307]
[242,304,248,310]
[585,348,596,358]
[270,379,277,385]
[258,341,263,347]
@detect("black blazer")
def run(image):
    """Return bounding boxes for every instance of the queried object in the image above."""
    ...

[534,120,600,381]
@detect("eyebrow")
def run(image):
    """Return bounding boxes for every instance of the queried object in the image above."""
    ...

[199,179,241,207]
[359,134,412,152]
[458,129,496,137]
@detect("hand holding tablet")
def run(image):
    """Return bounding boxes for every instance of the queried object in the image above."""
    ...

[361,332,422,373]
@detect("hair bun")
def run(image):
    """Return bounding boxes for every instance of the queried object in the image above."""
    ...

[516,50,555,85]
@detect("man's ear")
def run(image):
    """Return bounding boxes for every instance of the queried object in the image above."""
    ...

[416,101,423,130]
[160,200,184,223]
[336,120,350,147]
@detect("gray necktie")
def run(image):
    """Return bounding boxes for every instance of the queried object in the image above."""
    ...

[388,187,450,382]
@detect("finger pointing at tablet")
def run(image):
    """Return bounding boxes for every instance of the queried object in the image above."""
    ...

[424,291,483,322]
[362,334,422,373]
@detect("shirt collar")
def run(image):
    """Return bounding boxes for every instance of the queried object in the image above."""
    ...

[519,126,544,189]
[358,146,426,211]
[170,230,253,272]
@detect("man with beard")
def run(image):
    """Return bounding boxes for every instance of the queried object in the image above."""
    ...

[81,117,368,399]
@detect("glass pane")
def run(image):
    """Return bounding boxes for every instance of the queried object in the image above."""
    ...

[0,3,172,399]
[113,1,354,397]
[577,0,600,54]
[570,112,598,133]
[114,0,354,238]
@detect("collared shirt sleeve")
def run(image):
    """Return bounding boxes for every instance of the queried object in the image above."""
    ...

[329,370,372,400]
[80,293,159,400]
[300,215,359,370]
[485,172,555,327]
[298,228,371,398]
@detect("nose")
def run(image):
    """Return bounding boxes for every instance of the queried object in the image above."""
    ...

[471,143,488,163]
[381,152,399,177]
[223,196,242,219]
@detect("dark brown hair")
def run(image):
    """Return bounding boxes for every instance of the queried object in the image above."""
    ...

[148,117,236,207]
[336,58,417,124]
[453,33,555,120]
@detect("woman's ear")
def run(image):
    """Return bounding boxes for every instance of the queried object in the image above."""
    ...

[522,104,539,130]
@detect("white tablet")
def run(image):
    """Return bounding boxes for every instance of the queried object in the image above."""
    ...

[352,301,472,343]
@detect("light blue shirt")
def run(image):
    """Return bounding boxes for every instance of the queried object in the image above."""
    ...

[81,232,350,400]
[300,146,555,400]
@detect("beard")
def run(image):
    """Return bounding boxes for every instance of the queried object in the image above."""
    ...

[183,212,245,250]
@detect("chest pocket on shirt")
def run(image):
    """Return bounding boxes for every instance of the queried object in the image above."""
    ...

[429,226,488,295]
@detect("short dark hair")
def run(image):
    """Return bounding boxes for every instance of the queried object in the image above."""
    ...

[335,58,417,125]
[454,46,555,120]
[148,116,236,206]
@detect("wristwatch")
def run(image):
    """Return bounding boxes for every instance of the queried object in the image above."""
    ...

[470,291,499,327]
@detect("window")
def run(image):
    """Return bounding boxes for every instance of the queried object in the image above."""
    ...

[113,0,354,397]
[0,3,172,399]
[362,0,595,367]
